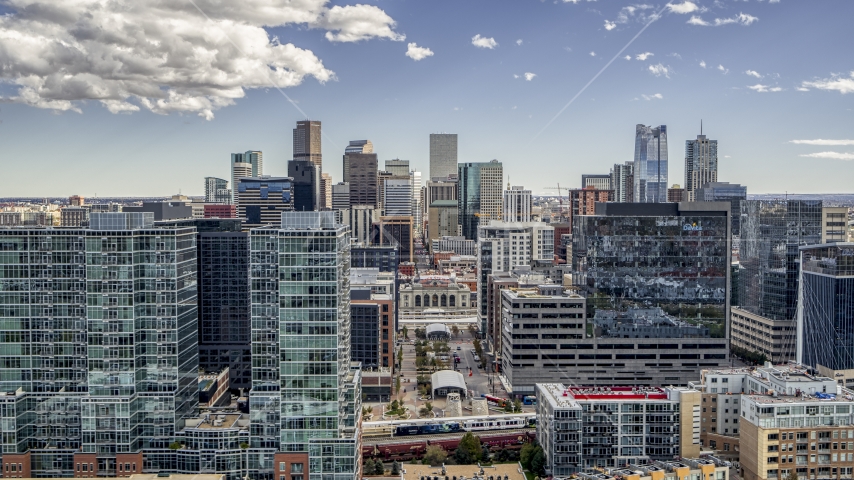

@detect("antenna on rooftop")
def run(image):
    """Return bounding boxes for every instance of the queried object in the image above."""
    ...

[700,119,703,135]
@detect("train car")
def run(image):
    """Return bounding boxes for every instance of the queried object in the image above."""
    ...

[377,441,427,461]
[460,415,530,432]
[480,433,529,449]
[427,437,462,451]
[394,424,420,436]
[364,413,533,437]
[481,394,509,408]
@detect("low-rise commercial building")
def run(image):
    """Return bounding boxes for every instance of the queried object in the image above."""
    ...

[731,307,796,363]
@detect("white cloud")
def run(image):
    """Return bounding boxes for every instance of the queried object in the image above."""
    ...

[745,70,762,78]
[405,43,433,61]
[635,52,654,61]
[453,106,462,111]
[748,84,783,93]
[590,51,597,57]
[718,64,729,74]
[0,0,407,119]
[799,152,854,161]
[797,87,810,92]
[715,13,759,26]
[642,93,664,100]
[699,60,707,68]
[648,63,671,78]
[319,4,405,42]
[790,139,854,146]
[516,39,523,45]
[604,20,617,30]
[471,34,498,49]
[513,74,520,79]
[688,12,758,27]
[607,4,657,30]
[687,15,711,26]
[524,72,537,81]
[624,55,632,61]
[668,1,699,14]
[801,72,854,94]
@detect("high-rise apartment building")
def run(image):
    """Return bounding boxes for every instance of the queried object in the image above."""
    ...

[60,206,89,226]
[343,141,378,208]
[695,182,747,236]
[581,174,611,190]
[341,205,379,246]
[293,120,322,168]
[69,195,85,206]
[320,173,332,210]
[502,186,532,222]
[429,133,458,181]
[822,207,849,243]
[235,176,294,229]
[610,161,634,203]
[157,218,251,390]
[458,160,503,240]
[633,125,668,203]
[204,177,231,204]
[0,212,198,476]
[249,211,361,479]
[684,131,718,202]
[288,159,321,212]
[231,151,262,203]
[799,242,854,381]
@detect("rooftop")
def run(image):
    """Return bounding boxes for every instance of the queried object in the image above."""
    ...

[569,386,668,401]
[537,383,582,410]
[185,413,245,430]
[401,463,525,480]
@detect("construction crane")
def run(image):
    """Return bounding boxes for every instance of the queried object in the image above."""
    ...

[544,183,569,221]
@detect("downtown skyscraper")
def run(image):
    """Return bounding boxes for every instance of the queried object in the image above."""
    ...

[633,124,668,203]
[458,160,503,240]
[293,120,322,168]
[684,129,718,202]
[429,133,458,181]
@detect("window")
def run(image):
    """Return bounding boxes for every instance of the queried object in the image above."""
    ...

[280,462,286,472]
[291,464,304,473]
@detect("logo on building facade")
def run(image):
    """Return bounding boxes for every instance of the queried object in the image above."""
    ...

[683,223,703,232]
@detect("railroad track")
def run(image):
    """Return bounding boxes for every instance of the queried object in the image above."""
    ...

[362,428,533,446]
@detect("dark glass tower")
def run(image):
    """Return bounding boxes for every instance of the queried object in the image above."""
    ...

[799,243,854,373]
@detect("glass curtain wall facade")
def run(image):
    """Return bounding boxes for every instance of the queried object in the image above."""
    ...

[738,200,823,320]
[799,243,854,372]
[0,213,198,476]
[573,203,730,337]
[633,125,668,203]
[249,212,360,480]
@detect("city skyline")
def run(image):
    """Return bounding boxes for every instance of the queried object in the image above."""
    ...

[0,1,852,196]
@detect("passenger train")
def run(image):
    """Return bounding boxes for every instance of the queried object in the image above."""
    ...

[363,413,536,437]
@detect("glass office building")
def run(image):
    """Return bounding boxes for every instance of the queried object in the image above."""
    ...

[633,124,668,203]
[799,243,854,373]
[695,182,747,236]
[249,211,361,479]
[573,203,731,337]
[738,200,823,321]
[0,212,198,476]
[458,160,503,240]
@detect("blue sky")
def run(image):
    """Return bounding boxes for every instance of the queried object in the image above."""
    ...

[1,0,852,197]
